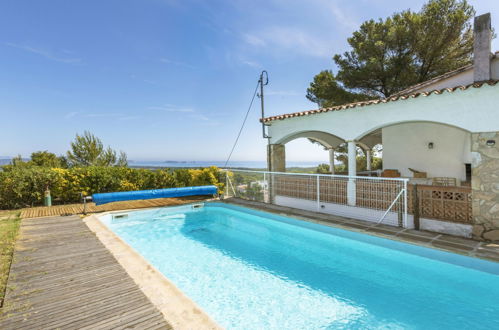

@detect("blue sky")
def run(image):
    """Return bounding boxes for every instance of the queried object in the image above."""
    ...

[1,0,498,163]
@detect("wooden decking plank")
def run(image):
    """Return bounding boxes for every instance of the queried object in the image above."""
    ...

[11,249,111,270]
[122,311,169,329]
[4,284,146,327]
[2,286,144,327]
[101,308,166,330]
[11,257,119,280]
[68,304,159,330]
[19,195,209,218]
[2,271,140,318]
[0,215,171,329]
[7,295,147,330]
[9,271,132,303]
[22,291,149,329]
[11,265,124,290]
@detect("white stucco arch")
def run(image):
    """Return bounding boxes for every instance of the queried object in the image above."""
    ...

[275,130,345,149]
[355,120,471,141]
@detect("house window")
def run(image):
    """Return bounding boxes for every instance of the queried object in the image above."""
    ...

[465,163,472,182]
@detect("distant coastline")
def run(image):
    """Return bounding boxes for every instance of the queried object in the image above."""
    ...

[0,158,326,170]
[128,160,325,169]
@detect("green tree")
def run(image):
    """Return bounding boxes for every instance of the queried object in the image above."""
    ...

[306,71,369,107]
[66,131,128,167]
[316,163,330,174]
[11,155,24,165]
[30,151,64,168]
[308,0,474,105]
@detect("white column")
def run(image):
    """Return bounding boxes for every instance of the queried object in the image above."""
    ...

[347,141,357,176]
[328,148,335,174]
[366,149,372,171]
[347,141,357,206]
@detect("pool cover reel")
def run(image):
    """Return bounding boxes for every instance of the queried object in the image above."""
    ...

[92,185,218,205]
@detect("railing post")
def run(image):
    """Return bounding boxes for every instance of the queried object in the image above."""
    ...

[82,193,87,215]
[397,183,403,227]
[413,184,420,230]
[316,175,320,211]
[347,141,357,206]
[263,172,267,203]
[404,180,408,228]
[225,171,229,199]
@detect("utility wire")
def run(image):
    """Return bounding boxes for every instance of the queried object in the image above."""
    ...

[224,80,260,168]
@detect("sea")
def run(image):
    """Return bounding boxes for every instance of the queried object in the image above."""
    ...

[128,160,323,169]
[0,158,324,169]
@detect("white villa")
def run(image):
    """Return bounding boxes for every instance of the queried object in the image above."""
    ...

[262,13,499,242]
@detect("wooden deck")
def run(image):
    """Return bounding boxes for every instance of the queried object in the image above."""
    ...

[0,215,172,329]
[20,196,208,219]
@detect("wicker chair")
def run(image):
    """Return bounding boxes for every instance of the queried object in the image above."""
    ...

[432,177,457,186]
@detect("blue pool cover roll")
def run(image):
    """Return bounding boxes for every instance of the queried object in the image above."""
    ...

[92,185,218,205]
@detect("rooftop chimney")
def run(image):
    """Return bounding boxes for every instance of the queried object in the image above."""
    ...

[473,13,492,82]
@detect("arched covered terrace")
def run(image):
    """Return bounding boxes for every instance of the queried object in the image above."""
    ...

[269,129,381,175]
[262,82,499,241]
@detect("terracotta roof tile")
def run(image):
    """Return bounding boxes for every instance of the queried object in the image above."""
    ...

[261,80,499,123]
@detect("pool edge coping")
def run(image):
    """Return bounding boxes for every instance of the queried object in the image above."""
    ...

[84,212,222,330]
[217,199,499,265]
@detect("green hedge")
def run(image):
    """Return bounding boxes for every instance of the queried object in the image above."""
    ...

[0,166,223,209]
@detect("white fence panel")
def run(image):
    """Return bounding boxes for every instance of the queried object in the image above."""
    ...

[223,169,409,228]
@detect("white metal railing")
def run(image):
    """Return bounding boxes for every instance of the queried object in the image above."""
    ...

[222,169,409,228]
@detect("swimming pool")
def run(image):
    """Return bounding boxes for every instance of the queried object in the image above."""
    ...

[99,203,499,329]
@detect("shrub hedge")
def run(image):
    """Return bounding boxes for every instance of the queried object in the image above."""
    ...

[0,166,223,209]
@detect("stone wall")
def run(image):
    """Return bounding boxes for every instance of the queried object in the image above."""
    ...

[267,144,285,172]
[471,132,499,242]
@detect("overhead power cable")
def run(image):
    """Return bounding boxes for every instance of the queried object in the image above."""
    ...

[223,80,260,168]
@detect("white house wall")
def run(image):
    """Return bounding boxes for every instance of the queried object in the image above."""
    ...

[409,57,499,94]
[493,58,499,79]
[269,84,499,144]
[412,70,474,93]
[382,122,471,181]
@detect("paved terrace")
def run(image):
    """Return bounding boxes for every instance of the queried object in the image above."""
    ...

[223,198,499,263]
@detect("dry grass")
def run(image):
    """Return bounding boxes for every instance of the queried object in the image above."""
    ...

[0,211,21,306]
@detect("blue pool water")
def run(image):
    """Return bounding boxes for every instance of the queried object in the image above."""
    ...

[100,203,499,329]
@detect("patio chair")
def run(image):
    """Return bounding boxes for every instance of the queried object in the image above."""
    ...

[432,177,457,186]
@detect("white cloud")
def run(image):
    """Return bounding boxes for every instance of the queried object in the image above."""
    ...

[242,27,334,58]
[147,104,219,125]
[189,114,210,121]
[314,0,359,31]
[119,115,142,121]
[160,57,195,69]
[5,43,82,64]
[266,90,301,96]
[242,33,266,47]
[84,113,123,118]
[147,105,195,113]
[64,111,79,119]
[65,112,141,121]
[189,113,220,126]
[239,58,262,68]
[231,0,361,59]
